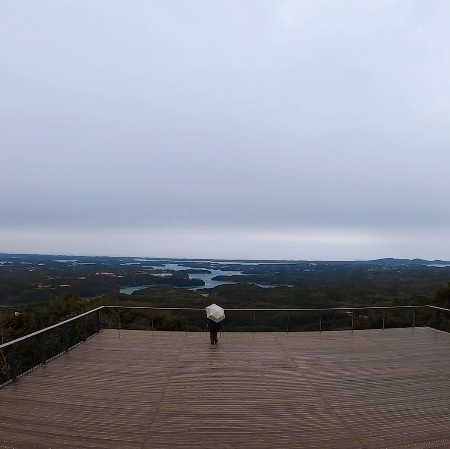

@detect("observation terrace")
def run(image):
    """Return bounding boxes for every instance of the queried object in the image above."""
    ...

[1,306,450,449]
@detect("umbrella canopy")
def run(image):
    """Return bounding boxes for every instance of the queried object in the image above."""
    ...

[206,304,225,323]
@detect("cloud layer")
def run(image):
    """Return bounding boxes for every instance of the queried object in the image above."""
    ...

[1,1,450,258]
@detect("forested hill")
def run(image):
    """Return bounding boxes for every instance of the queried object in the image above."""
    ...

[0,253,449,308]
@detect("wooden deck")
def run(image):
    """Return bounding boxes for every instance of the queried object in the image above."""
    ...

[2,327,450,448]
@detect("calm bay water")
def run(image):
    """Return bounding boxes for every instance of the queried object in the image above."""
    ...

[150,263,242,289]
[119,285,149,294]
[120,262,283,294]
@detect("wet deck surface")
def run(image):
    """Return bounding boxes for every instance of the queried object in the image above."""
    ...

[2,327,450,448]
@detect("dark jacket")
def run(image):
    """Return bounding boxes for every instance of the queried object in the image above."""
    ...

[207,319,222,332]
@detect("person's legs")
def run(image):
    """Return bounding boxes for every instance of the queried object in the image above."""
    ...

[210,331,215,344]
[214,331,218,343]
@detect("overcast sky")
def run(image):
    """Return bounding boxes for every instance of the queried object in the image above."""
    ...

[1,0,450,260]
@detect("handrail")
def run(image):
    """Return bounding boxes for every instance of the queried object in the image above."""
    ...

[104,306,206,311]
[103,305,427,311]
[427,305,450,313]
[212,306,426,312]
[0,307,102,350]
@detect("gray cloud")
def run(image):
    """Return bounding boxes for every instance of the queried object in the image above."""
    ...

[1,0,450,258]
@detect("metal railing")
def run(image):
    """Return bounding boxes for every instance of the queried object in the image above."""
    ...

[0,307,102,387]
[101,304,447,333]
[1,304,450,387]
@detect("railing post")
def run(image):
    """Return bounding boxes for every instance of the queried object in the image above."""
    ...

[286,313,289,334]
[253,313,256,333]
[382,310,386,330]
[64,323,69,352]
[9,344,16,381]
[351,312,354,331]
[151,310,154,332]
[96,309,101,333]
[82,317,86,341]
[118,310,121,338]
[436,309,441,330]
[41,333,46,365]
[412,309,416,328]
[319,314,322,332]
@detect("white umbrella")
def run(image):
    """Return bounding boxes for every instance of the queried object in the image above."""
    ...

[206,304,225,323]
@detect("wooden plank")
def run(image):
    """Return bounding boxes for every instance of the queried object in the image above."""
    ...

[1,328,450,448]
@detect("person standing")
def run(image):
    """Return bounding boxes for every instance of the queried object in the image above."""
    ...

[207,318,221,344]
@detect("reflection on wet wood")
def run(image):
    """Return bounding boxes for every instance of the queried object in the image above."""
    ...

[1,328,450,448]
